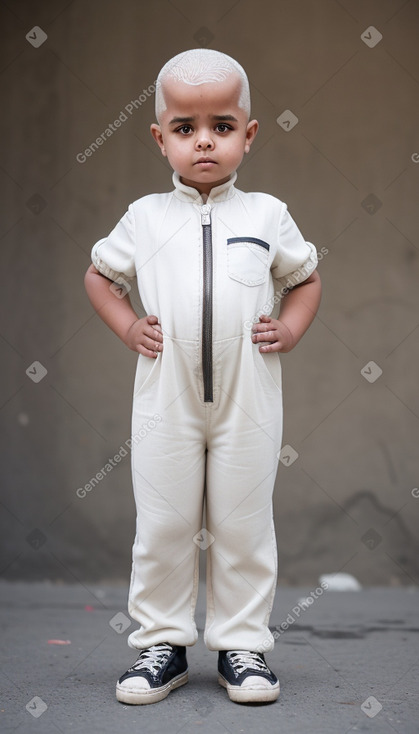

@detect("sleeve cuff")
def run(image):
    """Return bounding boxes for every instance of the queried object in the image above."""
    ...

[274,242,318,289]
[91,240,136,284]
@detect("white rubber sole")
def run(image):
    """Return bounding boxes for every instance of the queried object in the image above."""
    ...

[116,670,188,705]
[218,674,280,703]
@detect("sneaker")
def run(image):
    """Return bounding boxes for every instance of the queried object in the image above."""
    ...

[116,643,188,705]
[218,650,280,704]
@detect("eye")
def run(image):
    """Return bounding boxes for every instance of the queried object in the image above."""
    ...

[176,124,193,135]
[215,123,232,133]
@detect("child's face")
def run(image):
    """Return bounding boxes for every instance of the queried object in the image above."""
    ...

[151,74,258,196]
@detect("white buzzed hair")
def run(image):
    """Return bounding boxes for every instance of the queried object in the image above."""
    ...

[155,48,251,121]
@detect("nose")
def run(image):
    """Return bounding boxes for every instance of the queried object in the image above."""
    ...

[195,130,214,150]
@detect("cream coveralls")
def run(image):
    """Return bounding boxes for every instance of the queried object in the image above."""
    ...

[91,172,317,652]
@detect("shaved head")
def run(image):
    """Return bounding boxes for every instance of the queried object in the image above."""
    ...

[155,49,251,122]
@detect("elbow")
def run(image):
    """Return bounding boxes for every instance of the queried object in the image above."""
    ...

[302,269,322,309]
[312,269,322,307]
[84,264,92,291]
[84,263,98,296]
[310,268,321,284]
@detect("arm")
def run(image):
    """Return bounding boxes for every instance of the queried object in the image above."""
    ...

[251,270,321,353]
[84,264,163,358]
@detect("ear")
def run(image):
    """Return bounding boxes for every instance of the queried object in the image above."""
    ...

[244,119,259,154]
[150,123,166,156]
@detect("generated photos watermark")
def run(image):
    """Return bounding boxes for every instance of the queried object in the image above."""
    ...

[76,415,161,498]
[76,82,156,163]
[244,246,328,331]
[257,581,329,652]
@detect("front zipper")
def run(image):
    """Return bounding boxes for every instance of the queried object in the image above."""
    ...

[201,203,213,402]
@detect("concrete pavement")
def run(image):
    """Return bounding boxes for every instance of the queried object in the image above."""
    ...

[0,580,418,734]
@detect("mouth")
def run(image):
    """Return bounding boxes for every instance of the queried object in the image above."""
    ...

[194,158,217,166]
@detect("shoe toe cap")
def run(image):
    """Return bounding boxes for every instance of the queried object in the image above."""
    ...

[240,675,276,690]
[118,675,151,691]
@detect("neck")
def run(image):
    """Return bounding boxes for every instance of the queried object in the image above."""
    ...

[178,173,233,198]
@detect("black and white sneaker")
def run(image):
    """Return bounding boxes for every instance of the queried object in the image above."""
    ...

[218,650,280,703]
[116,643,188,705]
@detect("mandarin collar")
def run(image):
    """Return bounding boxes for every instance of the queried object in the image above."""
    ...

[172,171,237,204]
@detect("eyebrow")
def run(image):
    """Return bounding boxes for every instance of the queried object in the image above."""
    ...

[168,114,238,125]
[213,115,238,122]
[168,116,194,125]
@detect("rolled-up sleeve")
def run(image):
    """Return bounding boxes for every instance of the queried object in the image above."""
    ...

[91,205,137,282]
[271,204,317,289]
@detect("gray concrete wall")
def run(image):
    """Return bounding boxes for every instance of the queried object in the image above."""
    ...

[1,0,418,586]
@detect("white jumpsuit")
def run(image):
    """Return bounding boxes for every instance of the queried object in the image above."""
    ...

[92,172,317,652]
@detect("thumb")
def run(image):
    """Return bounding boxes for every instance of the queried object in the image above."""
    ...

[259,314,272,323]
[147,314,159,325]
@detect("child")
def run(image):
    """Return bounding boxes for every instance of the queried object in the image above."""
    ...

[84,48,321,706]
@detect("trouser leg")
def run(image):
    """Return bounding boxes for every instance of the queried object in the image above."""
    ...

[204,435,279,651]
[204,345,283,652]
[127,345,206,649]
[127,423,206,649]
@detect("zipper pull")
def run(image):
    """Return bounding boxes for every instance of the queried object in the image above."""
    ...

[201,204,211,226]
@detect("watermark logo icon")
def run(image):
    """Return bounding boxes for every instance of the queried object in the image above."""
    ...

[26,194,47,215]
[26,528,47,550]
[361,361,382,383]
[26,26,48,48]
[276,110,299,132]
[109,612,131,634]
[193,528,215,550]
[361,528,382,550]
[193,27,214,47]
[26,361,48,383]
[361,695,382,717]
[26,696,48,718]
[361,27,382,48]
[361,194,382,215]
[278,444,299,466]
[109,278,131,299]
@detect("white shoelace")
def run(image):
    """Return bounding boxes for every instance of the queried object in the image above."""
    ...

[227,650,269,674]
[130,643,173,674]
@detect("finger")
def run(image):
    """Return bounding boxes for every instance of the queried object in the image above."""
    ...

[137,344,159,358]
[146,317,162,334]
[260,339,291,353]
[252,330,277,343]
[258,314,272,322]
[144,326,163,343]
[252,322,273,333]
[147,317,163,336]
[143,335,163,352]
[259,341,281,353]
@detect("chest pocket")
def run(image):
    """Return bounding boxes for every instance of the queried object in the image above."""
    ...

[227,237,270,286]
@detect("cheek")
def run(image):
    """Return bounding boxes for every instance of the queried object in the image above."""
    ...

[164,145,189,171]
[226,142,246,162]
[168,147,184,165]
[166,139,185,157]
[162,140,177,159]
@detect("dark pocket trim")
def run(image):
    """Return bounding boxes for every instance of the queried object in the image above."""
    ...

[227,237,270,252]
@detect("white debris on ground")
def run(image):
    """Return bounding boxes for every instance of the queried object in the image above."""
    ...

[319,573,362,591]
